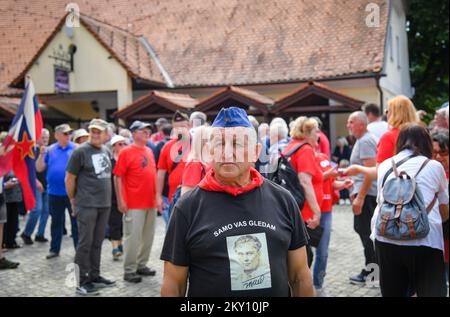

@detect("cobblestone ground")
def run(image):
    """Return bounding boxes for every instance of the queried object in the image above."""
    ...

[0,205,382,297]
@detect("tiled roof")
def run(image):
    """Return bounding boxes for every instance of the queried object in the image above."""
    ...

[0,96,18,117]
[1,0,389,89]
[0,95,74,121]
[0,85,23,97]
[9,13,166,86]
[272,81,365,113]
[114,90,198,119]
[196,85,274,114]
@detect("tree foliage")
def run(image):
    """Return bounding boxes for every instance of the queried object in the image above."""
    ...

[406,0,449,115]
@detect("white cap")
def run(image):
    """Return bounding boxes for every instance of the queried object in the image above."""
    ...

[111,135,126,146]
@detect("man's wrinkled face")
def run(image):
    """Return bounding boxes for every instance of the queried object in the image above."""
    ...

[235,242,260,272]
[38,134,49,147]
[133,128,151,144]
[89,128,106,147]
[209,127,261,180]
[55,131,71,146]
[346,115,363,138]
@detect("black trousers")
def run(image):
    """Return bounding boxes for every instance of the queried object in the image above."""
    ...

[353,195,377,267]
[375,240,447,297]
[3,202,19,247]
[306,244,313,268]
[74,207,110,285]
[108,204,123,241]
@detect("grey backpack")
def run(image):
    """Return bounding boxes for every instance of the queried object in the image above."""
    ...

[376,157,438,241]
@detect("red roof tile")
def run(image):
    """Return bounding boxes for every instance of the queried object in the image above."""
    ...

[196,85,274,114]
[1,0,389,89]
[272,81,365,113]
[0,96,20,117]
[114,90,198,119]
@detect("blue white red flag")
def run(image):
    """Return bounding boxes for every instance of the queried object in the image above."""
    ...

[0,80,43,210]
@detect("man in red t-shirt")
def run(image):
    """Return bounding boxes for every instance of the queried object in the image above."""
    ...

[113,120,158,284]
[156,111,191,213]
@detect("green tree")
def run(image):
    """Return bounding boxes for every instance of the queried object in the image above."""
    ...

[406,0,449,117]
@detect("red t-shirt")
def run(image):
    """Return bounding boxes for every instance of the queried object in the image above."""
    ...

[318,131,331,159]
[376,128,400,164]
[283,140,324,221]
[113,144,157,209]
[316,153,334,213]
[157,138,191,201]
[182,161,211,188]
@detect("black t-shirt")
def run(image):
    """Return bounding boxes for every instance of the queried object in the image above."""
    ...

[36,147,47,190]
[160,179,308,297]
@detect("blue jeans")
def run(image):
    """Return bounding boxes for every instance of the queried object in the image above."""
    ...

[162,196,170,226]
[48,194,78,254]
[313,212,332,289]
[23,191,49,237]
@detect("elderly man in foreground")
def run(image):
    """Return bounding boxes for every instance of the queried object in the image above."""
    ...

[160,107,314,297]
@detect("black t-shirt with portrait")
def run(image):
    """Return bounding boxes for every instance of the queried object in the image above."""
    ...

[160,179,308,297]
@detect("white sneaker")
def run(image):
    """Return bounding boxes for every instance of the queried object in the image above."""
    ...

[345,199,351,205]
[339,199,345,205]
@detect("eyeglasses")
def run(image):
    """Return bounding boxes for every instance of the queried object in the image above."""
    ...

[433,149,449,157]
[63,132,72,136]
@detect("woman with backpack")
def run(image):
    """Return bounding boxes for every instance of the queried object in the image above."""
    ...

[373,123,449,297]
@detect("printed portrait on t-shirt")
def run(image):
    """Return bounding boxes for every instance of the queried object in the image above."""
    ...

[226,233,271,291]
[91,153,111,179]
[142,155,148,169]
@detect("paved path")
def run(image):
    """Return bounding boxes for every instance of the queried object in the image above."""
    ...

[0,205,382,297]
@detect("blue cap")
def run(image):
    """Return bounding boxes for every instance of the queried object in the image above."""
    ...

[129,120,151,132]
[211,107,253,128]
[440,101,448,109]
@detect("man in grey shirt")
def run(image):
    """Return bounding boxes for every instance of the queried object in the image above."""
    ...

[346,111,378,285]
[66,118,115,296]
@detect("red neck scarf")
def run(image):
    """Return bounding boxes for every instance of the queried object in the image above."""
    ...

[199,167,264,196]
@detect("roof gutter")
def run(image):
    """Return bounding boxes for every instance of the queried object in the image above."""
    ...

[375,74,385,114]
[139,36,174,88]
[171,72,385,89]
[376,0,392,114]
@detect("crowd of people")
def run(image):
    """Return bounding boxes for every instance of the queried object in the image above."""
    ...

[0,96,448,297]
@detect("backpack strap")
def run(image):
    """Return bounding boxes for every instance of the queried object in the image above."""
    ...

[414,159,438,214]
[381,154,414,187]
[391,158,399,177]
[414,159,430,178]
[284,142,308,158]
[426,193,439,214]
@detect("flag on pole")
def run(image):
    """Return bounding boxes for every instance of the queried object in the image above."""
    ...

[0,79,43,210]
